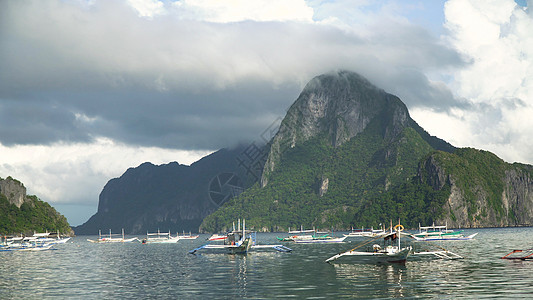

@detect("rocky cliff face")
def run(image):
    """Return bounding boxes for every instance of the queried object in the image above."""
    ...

[502,167,533,225]
[0,177,27,208]
[420,151,533,228]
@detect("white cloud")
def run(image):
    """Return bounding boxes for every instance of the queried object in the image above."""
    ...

[172,0,314,23]
[0,139,210,222]
[127,0,165,18]
[417,0,533,164]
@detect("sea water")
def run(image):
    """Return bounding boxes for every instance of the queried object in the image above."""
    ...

[1,227,533,299]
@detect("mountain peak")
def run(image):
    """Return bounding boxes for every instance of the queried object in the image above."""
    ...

[261,70,413,187]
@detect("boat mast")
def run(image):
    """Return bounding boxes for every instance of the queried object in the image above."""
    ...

[397,220,401,249]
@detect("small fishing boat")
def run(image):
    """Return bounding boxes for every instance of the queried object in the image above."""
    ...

[326,223,412,264]
[326,222,463,264]
[190,219,292,255]
[32,231,71,245]
[343,227,374,238]
[501,249,533,260]
[277,226,327,242]
[87,229,139,243]
[142,230,180,244]
[0,236,54,252]
[410,223,478,241]
[0,243,54,252]
[178,231,199,240]
[294,236,347,244]
[207,233,227,241]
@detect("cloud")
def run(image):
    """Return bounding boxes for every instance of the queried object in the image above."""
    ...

[0,0,463,148]
[0,0,482,224]
[171,0,314,23]
[0,138,210,225]
[419,0,533,164]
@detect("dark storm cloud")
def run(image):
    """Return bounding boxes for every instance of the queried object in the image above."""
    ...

[0,0,465,150]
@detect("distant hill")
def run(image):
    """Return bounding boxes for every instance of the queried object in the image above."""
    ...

[0,176,72,235]
[73,146,260,235]
[200,70,533,232]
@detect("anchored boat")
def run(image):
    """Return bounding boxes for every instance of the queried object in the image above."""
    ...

[178,231,199,240]
[326,223,412,264]
[410,223,478,241]
[190,219,292,255]
[0,236,54,252]
[87,229,139,243]
[326,222,463,264]
[142,230,180,244]
[501,249,533,260]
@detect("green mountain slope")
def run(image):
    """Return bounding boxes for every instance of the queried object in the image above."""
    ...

[0,177,71,235]
[201,71,533,232]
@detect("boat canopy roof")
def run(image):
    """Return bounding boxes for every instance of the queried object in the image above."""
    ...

[383,232,398,241]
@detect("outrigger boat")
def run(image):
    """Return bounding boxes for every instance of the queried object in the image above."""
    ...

[410,223,478,241]
[501,249,533,260]
[31,231,71,245]
[326,222,463,264]
[294,236,347,244]
[87,229,139,243]
[1,235,56,252]
[178,231,199,240]
[207,233,227,241]
[141,230,180,244]
[277,226,317,242]
[343,227,374,238]
[190,219,292,255]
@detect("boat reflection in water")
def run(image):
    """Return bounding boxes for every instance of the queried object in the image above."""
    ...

[333,263,408,298]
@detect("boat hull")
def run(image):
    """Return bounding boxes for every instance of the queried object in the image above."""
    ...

[294,237,347,244]
[87,237,138,243]
[412,233,478,241]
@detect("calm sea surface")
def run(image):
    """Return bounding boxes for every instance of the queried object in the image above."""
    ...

[1,227,533,299]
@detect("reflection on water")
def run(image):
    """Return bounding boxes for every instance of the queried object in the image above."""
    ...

[333,264,408,298]
[1,228,533,298]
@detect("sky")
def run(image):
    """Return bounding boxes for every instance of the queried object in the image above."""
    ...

[1,0,532,226]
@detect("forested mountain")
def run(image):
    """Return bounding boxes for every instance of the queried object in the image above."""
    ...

[200,71,533,232]
[0,176,72,235]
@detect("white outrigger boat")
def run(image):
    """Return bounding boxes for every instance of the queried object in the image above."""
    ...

[410,223,478,241]
[177,231,199,240]
[277,226,317,242]
[1,236,55,252]
[343,224,388,239]
[343,227,374,238]
[294,235,347,244]
[326,222,463,264]
[32,231,71,245]
[190,219,292,255]
[87,229,139,243]
[141,230,180,244]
